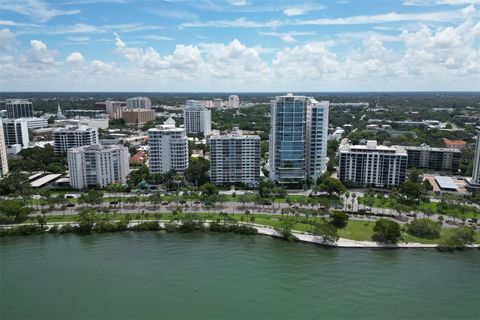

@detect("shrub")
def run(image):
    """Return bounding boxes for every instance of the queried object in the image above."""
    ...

[0,225,46,237]
[129,221,160,232]
[59,224,75,234]
[438,226,476,251]
[372,219,401,244]
[407,218,441,239]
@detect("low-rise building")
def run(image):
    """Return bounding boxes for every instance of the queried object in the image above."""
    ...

[122,109,156,126]
[338,140,408,188]
[443,138,467,150]
[68,144,130,189]
[404,144,461,171]
[209,129,260,186]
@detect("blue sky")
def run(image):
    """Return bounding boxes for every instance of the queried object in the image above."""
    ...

[0,0,479,91]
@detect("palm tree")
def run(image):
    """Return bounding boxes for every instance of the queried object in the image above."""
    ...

[344,191,350,212]
[351,193,357,213]
[376,193,385,215]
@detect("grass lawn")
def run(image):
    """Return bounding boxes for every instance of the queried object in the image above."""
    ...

[359,196,480,219]
[27,211,480,244]
[338,220,375,241]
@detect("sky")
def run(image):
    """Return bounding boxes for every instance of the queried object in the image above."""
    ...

[0,0,479,92]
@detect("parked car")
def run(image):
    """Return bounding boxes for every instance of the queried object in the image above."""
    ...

[406,213,417,218]
[468,218,478,223]
[161,201,169,205]
[66,203,75,208]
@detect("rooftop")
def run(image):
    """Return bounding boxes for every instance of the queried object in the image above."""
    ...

[434,176,458,190]
[443,138,466,145]
[30,173,63,188]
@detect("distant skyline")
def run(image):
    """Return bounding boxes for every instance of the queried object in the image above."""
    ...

[0,0,479,92]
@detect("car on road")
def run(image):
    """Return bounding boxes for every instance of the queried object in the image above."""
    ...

[406,213,417,218]
[66,203,75,208]
[161,201,169,205]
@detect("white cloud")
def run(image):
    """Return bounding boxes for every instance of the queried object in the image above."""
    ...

[20,40,57,66]
[142,34,173,41]
[283,8,306,16]
[1,16,479,91]
[0,0,80,22]
[181,17,283,28]
[259,30,315,43]
[297,6,476,25]
[66,52,84,63]
[0,29,16,51]
[281,35,296,43]
[67,36,90,42]
[403,0,480,6]
[229,0,248,6]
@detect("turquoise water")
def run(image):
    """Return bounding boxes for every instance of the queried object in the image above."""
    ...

[1,233,479,320]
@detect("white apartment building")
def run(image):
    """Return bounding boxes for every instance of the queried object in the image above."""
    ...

[2,118,29,148]
[269,94,329,185]
[68,144,129,189]
[148,118,188,174]
[53,125,98,154]
[228,95,240,109]
[184,100,211,136]
[209,128,260,186]
[127,96,151,109]
[470,127,480,187]
[338,140,408,188]
[0,118,9,178]
[6,99,34,118]
[105,100,126,119]
[25,117,49,129]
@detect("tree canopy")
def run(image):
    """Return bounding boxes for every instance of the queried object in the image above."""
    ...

[372,218,401,244]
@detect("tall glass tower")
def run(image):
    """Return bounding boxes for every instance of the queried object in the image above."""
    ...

[269,93,329,185]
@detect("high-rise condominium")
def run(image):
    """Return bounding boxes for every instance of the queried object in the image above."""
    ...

[472,127,480,185]
[148,118,188,174]
[126,96,151,109]
[228,95,240,109]
[209,128,260,186]
[2,118,29,148]
[184,100,211,136]
[6,99,34,118]
[68,144,129,189]
[0,118,9,178]
[269,94,329,185]
[53,125,98,155]
[338,140,408,188]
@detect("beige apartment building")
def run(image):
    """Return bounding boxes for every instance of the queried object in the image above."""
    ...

[122,109,156,126]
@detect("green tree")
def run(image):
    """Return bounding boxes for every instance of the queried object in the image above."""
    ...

[0,199,33,224]
[185,157,210,187]
[79,189,104,207]
[438,226,476,250]
[312,222,339,244]
[258,179,275,199]
[329,211,349,228]
[372,219,401,244]
[318,177,346,196]
[407,218,441,239]
[0,172,29,195]
[200,183,219,197]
